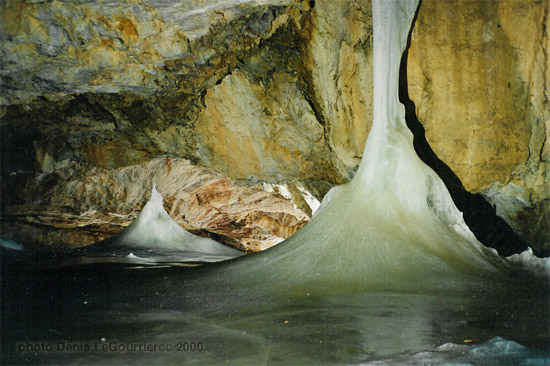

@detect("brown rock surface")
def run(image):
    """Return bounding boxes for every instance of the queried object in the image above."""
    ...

[297,0,373,173]
[195,69,330,184]
[408,0,549,251]
[1,158,309,252]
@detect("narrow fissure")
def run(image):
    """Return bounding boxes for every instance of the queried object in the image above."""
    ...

[398,1,527,256]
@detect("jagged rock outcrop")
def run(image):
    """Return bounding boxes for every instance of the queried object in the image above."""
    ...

[0,0,295,104]
[0,0,548,254]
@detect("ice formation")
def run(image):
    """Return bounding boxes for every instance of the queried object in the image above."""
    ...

[99,185,243,259]
[201,0,549,291]
[358,337,549,366]
[505,248,550,278]
[93,0,548,286]
[0,237,23,251]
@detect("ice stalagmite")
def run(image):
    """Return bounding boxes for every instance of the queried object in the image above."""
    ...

[0,237,24,251]
[87,185,243,261]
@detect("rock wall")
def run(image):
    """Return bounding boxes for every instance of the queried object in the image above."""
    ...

[296,0,373,174]
[0,0,344,251]
[0,0,294,104]
[408,0,549,253]
[0,0,548,254]
[5,157,308,251]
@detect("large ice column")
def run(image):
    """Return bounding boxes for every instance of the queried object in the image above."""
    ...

[210,0,515,293]
[354,0,478,246]
[371,0,418,132]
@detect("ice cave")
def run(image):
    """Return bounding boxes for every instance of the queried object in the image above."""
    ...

[1,0,549,365]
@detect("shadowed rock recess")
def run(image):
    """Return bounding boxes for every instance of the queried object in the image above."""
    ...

[0,0,548,256]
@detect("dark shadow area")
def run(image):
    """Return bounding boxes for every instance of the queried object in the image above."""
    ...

[398,1,527,256]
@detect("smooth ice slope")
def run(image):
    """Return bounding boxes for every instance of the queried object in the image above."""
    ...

[103,185,243,259]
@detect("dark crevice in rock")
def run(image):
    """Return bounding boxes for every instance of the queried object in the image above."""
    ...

[398,0,528,257]
[295,48,327,129]
[239,21,301,86]
[302,89,326,127]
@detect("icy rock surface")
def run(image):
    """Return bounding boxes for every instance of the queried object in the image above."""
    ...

[358,337,549,366]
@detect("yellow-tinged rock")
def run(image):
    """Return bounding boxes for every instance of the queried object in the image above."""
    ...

[196,70,329,183]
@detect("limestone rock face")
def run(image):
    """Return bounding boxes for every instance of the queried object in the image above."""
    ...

[408,0,549,251]
[0,0,293,105]
[297,0,373,174]
[193,0,376,190]
[195,69,330,184]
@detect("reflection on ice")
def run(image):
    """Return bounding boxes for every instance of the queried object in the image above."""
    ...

[2,253,547,365]
[66,249,240,266]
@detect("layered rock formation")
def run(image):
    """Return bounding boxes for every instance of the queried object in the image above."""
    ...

[0,0,548,254]
[4,157,308,251]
